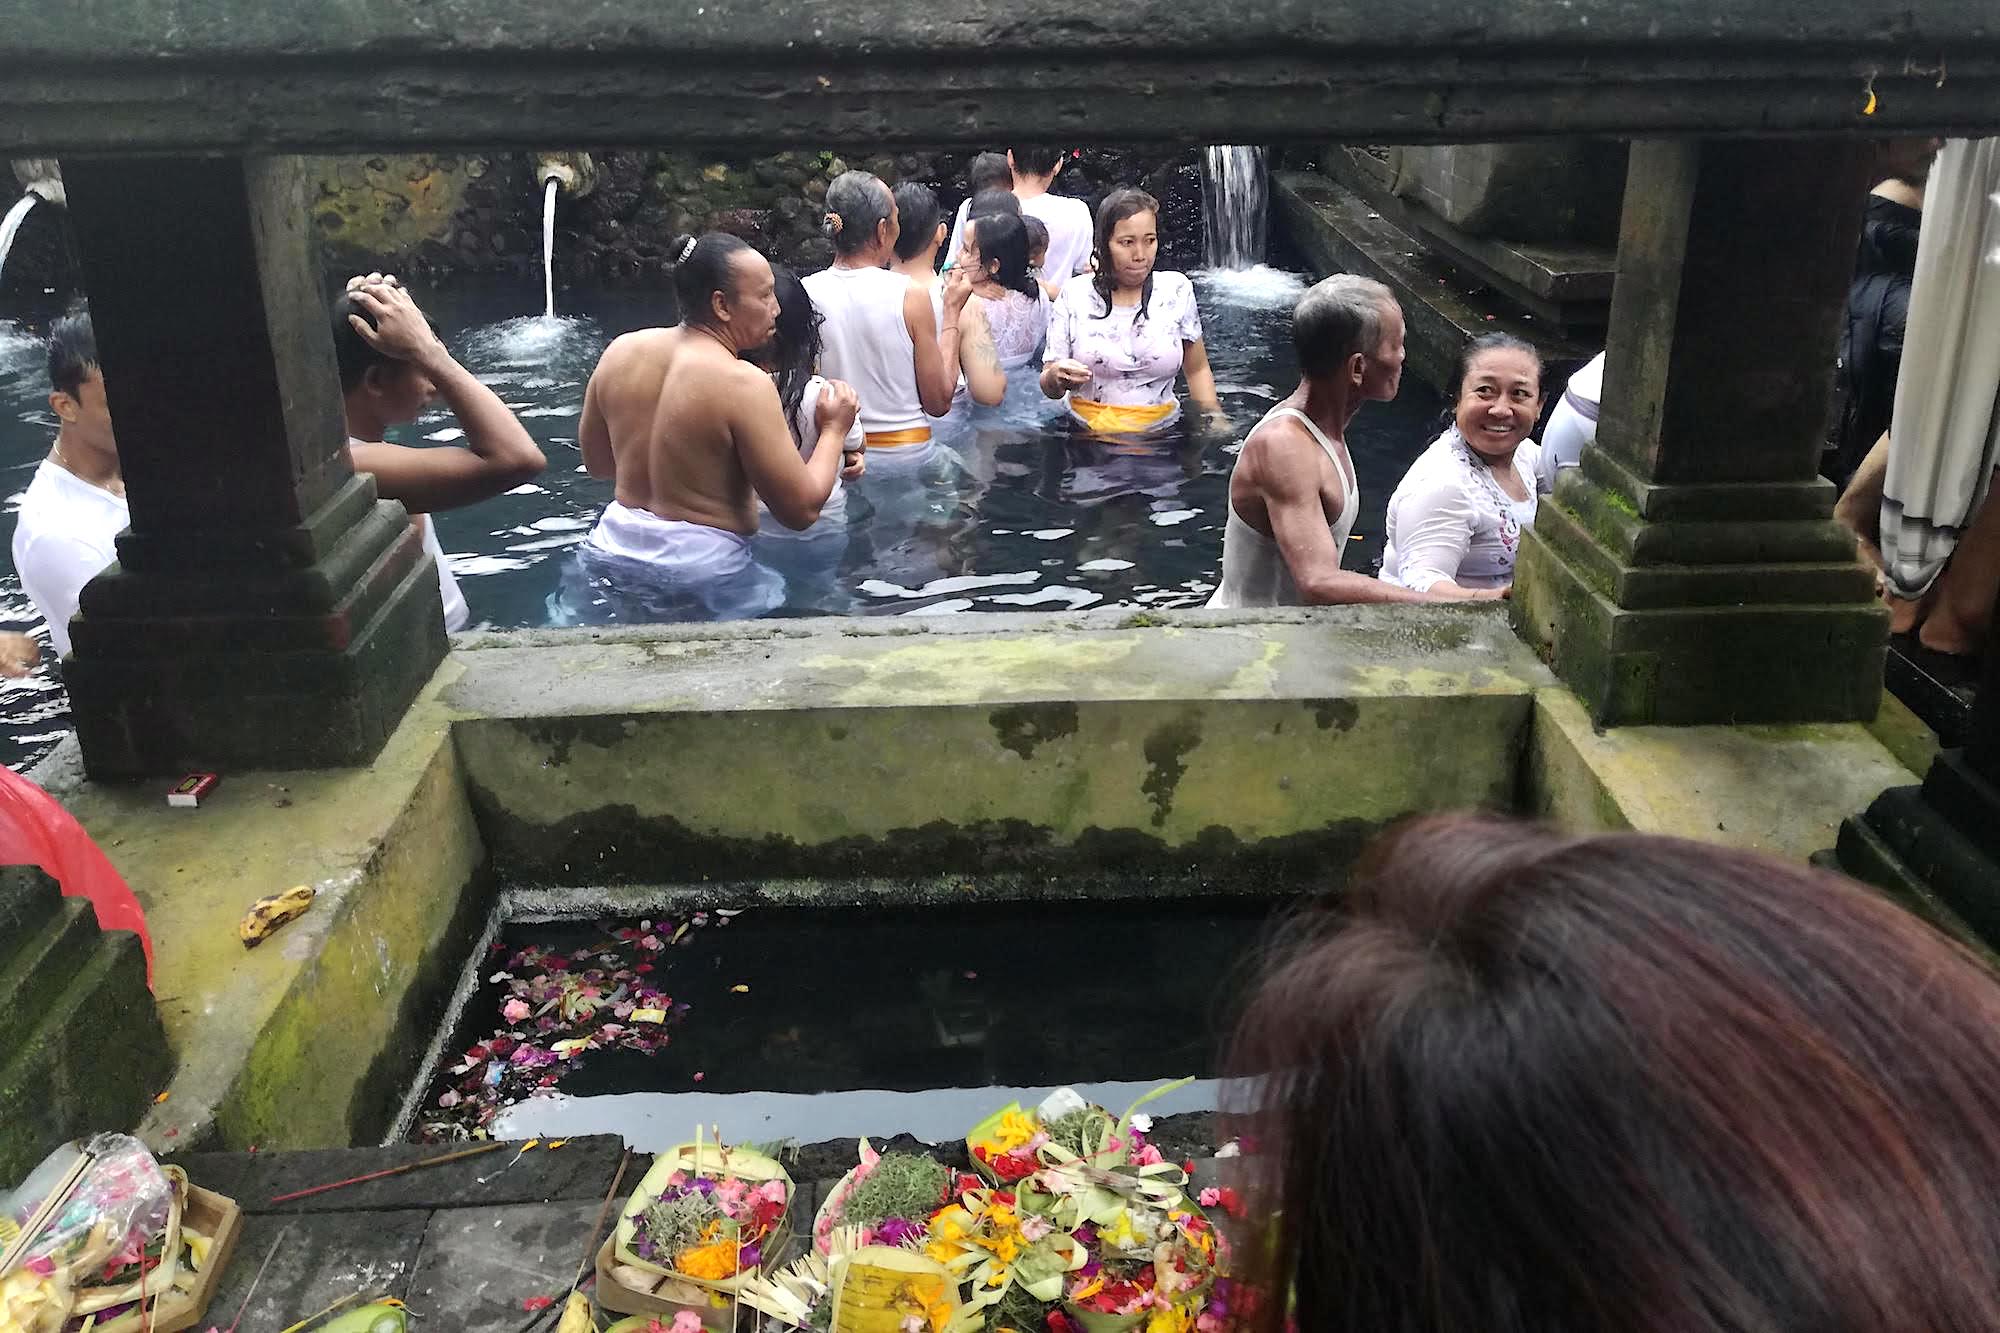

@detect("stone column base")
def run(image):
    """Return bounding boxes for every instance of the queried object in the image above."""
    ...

[1512,451,1887,726]
[64,480,448,779]
[1827,750,2000,953]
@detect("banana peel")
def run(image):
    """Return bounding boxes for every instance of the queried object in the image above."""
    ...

[239,884,316,948]
[554,1290,596,1333]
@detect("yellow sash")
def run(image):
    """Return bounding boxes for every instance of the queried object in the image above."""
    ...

[864,426,932,449]
[1068,397,1177,435]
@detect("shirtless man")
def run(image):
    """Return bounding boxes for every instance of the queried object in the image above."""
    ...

[576,231,856,619]
[1208,275,1494,607]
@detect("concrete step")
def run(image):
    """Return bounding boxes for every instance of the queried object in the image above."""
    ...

[0,865,64,973]
[1270,169,1596,394]
[0,892,100,1023]
[0,928,169,1181]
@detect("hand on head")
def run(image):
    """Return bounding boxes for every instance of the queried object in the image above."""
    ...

[346,279,446,367]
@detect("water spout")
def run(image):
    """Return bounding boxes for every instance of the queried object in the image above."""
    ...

[540,175,559,319]
[1200,146,1269,270]
[0,195,38,289]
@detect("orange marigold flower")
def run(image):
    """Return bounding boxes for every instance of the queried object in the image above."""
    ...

[677,1239,742,1281]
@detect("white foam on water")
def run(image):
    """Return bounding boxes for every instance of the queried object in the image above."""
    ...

[1028,528,1074,540]
[423,427,466,442]
[1150,508,1200,526]
[986,587,1102,609]
[899,598,975,615]
[1194,265,1308,307]
[858,571,1039,599]
[458,314,601,368]
[1077,558,1136,572]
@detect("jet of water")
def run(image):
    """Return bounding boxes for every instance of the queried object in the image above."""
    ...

[1200,147,1269,271]
[541,176,560,319]
[0,195,40,291]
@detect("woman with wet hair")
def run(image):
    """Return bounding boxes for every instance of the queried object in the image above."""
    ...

[1039,187,1222,435]
[1223,813,2000,1333]
[952,211,1049,408]
[750,264,865,611]
[1379,332,1544,595]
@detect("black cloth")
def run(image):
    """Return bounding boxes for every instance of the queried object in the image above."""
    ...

[1830,194,1922,488]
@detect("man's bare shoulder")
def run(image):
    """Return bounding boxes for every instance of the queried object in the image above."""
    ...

[595,328,678,373]
[1245,411,1341,494]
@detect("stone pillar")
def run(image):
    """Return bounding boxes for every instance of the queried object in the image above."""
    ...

[58,155,446,778]
[1512,139,1886,726]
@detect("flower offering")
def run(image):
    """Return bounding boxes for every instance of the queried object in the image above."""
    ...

[614,1140,794,1291]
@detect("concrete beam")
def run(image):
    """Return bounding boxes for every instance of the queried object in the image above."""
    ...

[2,0,1996,151]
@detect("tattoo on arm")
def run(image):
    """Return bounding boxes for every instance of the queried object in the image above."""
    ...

[963,306,1000,376]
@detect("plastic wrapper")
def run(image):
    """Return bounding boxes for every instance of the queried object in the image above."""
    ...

[1,1134,181,1333]
[4,1135,172,1284]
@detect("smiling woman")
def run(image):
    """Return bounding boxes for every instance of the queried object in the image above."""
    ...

[1378,333,1546,596]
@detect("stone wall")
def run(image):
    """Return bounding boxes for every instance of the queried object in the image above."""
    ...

[307,146,1204,286]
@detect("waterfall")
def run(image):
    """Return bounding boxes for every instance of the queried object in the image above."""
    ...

[541,176,559,319]
[0,195,38,289]
[1200,146,1268,270]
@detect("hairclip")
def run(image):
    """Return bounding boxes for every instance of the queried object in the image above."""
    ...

[678,235,699,263]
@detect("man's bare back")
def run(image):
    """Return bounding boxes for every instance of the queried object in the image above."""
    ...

[579,326,852,535]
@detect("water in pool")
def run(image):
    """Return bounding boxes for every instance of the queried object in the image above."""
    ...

[0,269,1444,769]
[411,897,1282,1149]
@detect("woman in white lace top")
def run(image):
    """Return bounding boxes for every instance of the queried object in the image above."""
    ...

[955,212,1050,406]
[1381,335,1546,595]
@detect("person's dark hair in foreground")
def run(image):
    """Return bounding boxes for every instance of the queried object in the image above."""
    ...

[47,304,98,399]
[1222,813,2000,1333]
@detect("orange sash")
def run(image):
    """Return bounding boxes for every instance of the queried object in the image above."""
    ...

[1068,397,1177,435]
[864,426,932,449]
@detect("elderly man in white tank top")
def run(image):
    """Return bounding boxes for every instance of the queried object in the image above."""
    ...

[803,171,973,464]
[1208,276,1494,608]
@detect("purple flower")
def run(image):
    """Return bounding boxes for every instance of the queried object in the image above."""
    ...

[874,1216,923,1248]
[739,1242,762,1269]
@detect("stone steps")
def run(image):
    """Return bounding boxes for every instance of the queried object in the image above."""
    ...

[0,865,171,1181]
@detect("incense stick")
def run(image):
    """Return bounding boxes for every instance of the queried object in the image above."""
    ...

[573,1148,632,1291]
[276,1291,362,1333]
[0,1147,95,1276]
[223,1227,290,1333]
[267,1141,509,1205]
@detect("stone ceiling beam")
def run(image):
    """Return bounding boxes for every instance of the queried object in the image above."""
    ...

[3,0,1998,152]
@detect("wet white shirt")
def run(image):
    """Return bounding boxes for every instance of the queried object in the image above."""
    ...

[803,264,927,435]
[1381,429,1543,592]
[11,458,128,657]
[419,515,470,632]
[1536,350,1604,494]
[1046,271,1204,415]
[1020,192,1095,284]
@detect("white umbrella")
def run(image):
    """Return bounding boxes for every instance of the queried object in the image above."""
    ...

[1880,137,2000,599]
